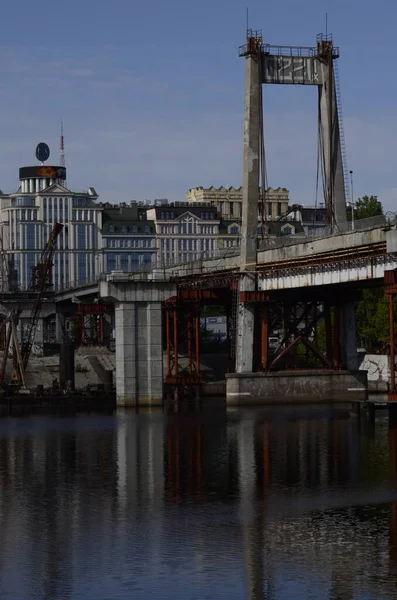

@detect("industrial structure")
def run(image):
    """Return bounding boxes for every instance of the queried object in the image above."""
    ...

[5,27,397,409]
[95,29,391,407]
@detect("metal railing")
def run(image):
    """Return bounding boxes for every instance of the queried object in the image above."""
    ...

[53,214,396,292]
[258,215,392,251]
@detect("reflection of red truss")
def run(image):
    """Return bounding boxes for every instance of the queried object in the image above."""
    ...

[76,303,113,345]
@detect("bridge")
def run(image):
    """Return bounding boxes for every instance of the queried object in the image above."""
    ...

[55,29,397,406]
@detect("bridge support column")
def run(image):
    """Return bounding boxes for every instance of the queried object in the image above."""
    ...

[341,301,358,370]
[115,301,163,407]
[100,278,176,407]
[236,276,256,373]
[317,40,347,227]
[235,32,262,374]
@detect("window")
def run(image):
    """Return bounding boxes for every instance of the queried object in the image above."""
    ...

[160,212,165,219]
[120,253,128,269]
[121,225,127,234]
[109,225,114,233]
[282,225,293,236]
[77,224,86,249]
[107,252,116,271]
[132,225,137,233]
[230,226,238,234]
[26,224,35,249]
[144,225,150,233]
[73,197,88,207]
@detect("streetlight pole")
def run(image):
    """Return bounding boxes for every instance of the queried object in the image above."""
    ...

[349,170,354,231]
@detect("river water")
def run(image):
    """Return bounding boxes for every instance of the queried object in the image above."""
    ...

[0,402,397,599]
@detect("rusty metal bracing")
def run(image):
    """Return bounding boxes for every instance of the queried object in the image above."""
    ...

[165,298,201,386]
[76,303,112,345]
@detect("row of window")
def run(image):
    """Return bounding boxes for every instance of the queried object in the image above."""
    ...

[107,224,151,234]
[159,224,218,235]
[160,211,216,220]
[160,238,216,251]
[106,252,155,271]
[107,239,154,248]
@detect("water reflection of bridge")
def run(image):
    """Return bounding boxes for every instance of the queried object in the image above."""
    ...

[0,413,396,598]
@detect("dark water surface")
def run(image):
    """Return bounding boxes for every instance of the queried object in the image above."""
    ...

[1,404,397,599]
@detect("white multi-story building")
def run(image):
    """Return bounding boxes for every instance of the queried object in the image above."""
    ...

[146,203,220,265]
[0,162,102,289]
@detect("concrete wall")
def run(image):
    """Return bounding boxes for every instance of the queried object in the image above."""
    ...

[226,370,368,405]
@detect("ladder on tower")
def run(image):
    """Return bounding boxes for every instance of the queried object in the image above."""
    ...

[333,59,350,204]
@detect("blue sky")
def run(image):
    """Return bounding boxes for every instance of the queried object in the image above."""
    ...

[0,0,396,211]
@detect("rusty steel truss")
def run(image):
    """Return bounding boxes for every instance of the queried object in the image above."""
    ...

[76,303,112,345]
[165,289,232,389]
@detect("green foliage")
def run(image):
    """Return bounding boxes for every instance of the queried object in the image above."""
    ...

[354,195,383,220]
[355,289,390,353]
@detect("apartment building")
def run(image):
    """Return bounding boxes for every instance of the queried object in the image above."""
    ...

[146,203,220,265]
[0,163,102,289]
[101,204,157,272]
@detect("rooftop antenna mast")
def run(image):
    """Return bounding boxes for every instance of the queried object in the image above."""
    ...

[60,119,65,168]
[60,119,67,187]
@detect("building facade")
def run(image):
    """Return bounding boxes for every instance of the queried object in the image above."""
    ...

[186,186,290,221]
[0,163,102,289]
[146,203,220,265]
[101,204,157,272]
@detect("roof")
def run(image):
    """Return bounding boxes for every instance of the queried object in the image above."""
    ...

[102,207,155,234]
[148,205,219,218]
[102,220,156,235]
[103,206,140,221]
[219,219,305,236]
[265,220,305,236]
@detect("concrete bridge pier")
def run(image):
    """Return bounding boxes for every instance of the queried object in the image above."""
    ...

[100,277,176,407]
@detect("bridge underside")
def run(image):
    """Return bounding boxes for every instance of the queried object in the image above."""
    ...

[168,273,368,404]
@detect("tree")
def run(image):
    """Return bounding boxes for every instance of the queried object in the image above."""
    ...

[355,289,390,352]
[352,195,387,352]
[354,195,383,220]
